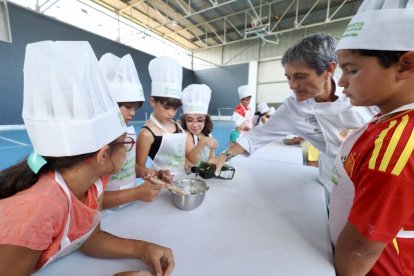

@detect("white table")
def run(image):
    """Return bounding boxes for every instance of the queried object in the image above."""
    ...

[35,157,334,276]
[240,139,304,165]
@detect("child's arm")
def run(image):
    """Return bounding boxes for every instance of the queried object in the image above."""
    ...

[135,128,173,183]
[0,244,42,275]
[334,222,385,275]
[80,227,174,276]
[83,196,174,275]
[102,180,168,208]
[238,121,252,131]
[135,128,155,179]
[260,116,269,124]
[185,132,217,164]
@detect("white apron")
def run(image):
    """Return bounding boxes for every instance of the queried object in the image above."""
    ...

[330,104,414,246]
[193,134,211,165]
[311,102,375,194]
[149,114,186,177]
[106,126,137,192]
[103,126,137,215]
[41,171,103,268]
[240,104,253,136]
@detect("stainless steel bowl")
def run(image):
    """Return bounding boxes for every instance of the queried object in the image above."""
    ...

[170,178,209,211]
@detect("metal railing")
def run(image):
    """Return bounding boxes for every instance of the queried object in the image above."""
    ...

[217,107,234,120]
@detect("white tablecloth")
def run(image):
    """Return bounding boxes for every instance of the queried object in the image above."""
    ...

[35,157,333,276]
[243,139,304,165]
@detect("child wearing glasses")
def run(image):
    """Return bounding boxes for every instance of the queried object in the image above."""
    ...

[99,54,167,210]
[180,84,218,166]
[0,41,174,275]
[135,56,186,183]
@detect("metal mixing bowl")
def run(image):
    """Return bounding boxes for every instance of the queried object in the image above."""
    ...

[170,178,209,211]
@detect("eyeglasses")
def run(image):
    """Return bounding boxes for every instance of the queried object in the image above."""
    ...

[185,118,205,126]
[109,136,135,152]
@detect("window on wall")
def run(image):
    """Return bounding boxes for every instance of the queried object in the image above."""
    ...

[0,0,12,42]
[9,0,192,68]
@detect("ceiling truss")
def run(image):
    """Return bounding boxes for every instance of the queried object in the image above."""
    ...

[82,0,362,51]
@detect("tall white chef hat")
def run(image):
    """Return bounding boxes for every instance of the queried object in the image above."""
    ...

[99,53,145,103]
[23,41,126,157]
[336,0,414,51]
[149,56,182,99]
[182,84,211,115]
[257,102,270,114]
[238,85,253,99]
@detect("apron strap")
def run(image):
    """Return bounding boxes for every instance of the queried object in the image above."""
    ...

[193,134,199,146]
[95,178,103,197]
[54,171,73,248]
[150,113,184,133]
[55,171,104,248]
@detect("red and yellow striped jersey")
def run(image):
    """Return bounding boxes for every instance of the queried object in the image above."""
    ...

[346,109,414,275]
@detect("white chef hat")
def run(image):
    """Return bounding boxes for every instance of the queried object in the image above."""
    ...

[182,84,211,115]
[99,53,145,103]
[336,0,414,51]
[257,102,270,114]
[149,56,182,99]
[268,106,276,115]
[23,41,126,157]
[238,85,253,99]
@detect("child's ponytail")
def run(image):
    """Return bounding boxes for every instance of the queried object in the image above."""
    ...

[0,152,95,199]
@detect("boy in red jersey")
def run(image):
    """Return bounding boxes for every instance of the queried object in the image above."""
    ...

[330,0,414,275]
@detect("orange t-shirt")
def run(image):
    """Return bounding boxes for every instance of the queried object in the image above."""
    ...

[0,171,109,270]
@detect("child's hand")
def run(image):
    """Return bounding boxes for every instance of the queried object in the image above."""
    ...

[157,170,173,183]
[137,242,174,276]
[114,271,154,276]
[136,181,166,202]
[140,169,157,181]
[202,137,218,150]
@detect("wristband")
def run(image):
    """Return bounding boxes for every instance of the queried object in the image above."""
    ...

[220,150,233,162]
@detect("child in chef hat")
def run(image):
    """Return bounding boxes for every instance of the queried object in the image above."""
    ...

[253,102,271,127]
[232,85,254,136]
[136,56,186,183]
[330,0,414,274]
[0,41,174,275]
[180,84,218,166]
[99,53,167,208]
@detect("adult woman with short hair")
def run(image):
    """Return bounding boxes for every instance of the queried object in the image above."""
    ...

[213,33,377,205]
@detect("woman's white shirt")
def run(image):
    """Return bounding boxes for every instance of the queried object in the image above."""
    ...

[236,77,377,192]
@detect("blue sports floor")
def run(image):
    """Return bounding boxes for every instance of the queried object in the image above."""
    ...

[0,120,234,171]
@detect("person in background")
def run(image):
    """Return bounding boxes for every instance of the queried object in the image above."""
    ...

[268,106,276,116]
[282,135,319,166]
[232,85,254,136]
[99,53,166,209]
[253,102,271,127]
[180,84,218,166]
[0,41,173,275]
[135,56,185,183]
[282,134,304,145]
[330,1,414,274]
[306,142,320,167]
[212,33,377,207]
